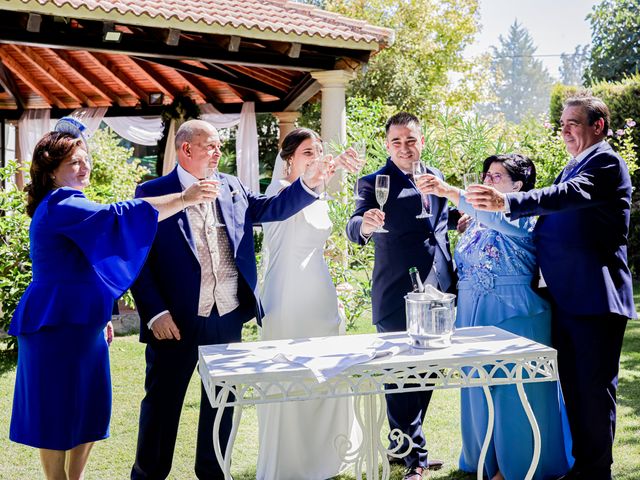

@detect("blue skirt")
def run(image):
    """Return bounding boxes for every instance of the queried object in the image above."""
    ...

[10,322,111,450]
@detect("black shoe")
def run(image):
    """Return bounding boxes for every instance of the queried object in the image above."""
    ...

[427,458,444,471]
[403,466,426,480]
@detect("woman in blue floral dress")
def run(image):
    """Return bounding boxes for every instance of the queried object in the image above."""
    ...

[418,154,573,480]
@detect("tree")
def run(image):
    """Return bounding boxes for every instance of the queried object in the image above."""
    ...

[322,0,483,116]
[479,20,553,123]
[559,45,589,86]
[585,0,640,84]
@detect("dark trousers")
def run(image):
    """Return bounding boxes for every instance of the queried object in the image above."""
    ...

[376,321,433,469]
[551,302,627,479]
[131,307,245,480]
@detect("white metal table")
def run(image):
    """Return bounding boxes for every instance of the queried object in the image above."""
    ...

[198,326,558,480]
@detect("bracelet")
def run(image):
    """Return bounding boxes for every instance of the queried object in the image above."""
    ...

[180,191,186,210]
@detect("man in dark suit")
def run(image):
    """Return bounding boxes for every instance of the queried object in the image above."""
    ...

[466,96,636,479]
[346,112,455,480]
[130,119,327,479]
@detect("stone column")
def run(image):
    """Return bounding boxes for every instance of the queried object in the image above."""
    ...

[273,111,300,147]
[310,70,356,194]
[310,70,356,145]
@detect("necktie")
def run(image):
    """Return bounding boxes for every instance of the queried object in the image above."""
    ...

[561,157,579,181]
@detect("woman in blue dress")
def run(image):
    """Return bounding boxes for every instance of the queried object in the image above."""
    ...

[8,128,216,480]
[417,154,573,479]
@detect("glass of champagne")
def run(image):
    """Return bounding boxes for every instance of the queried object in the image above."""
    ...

[412,161,432,218]
[351,140,366,200]
[463,172,481,223]
[318,141,334,201]
[204,167,225,227]
[463,172,481,190]
[374,174,390,233]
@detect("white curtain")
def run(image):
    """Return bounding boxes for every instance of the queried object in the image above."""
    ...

[57,103,258,188]
[200,102,258,191]
[18,109,51,164]
[162,119,177,176]
[103,116,163,146]
[236,102,259,192]
[69,107,108,136]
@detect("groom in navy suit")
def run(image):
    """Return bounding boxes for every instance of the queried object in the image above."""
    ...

[130,120,325,479]
[347,112,455,479]
[467,96,636,479]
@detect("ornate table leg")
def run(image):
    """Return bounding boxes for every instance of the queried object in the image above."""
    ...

[340,383,415,480]
[516,365,541,480]
[478,384,495,480]
[212,388,244,480]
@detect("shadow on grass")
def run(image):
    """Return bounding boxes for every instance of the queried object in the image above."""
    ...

[0,348,17,376]
[618,320,640,415]
[232,465,476,480]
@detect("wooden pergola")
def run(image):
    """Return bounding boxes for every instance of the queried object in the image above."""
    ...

[0,0,393,120]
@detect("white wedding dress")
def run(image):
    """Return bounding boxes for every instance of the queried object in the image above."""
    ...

[256,178,361,480]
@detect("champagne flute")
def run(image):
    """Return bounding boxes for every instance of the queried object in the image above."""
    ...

[351,140,366,200]
[463,172,481,223]
[318,141,334,201]
[412,161,432,219]
[204,166,225,227]
[374,174,389,233]
[463,172,481,190]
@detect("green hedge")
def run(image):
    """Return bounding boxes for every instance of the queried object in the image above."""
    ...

[550,76,640,275]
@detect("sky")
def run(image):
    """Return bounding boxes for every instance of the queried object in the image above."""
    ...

[465,0,600,78]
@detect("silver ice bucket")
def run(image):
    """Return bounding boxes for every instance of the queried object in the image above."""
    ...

[405,291,456,348]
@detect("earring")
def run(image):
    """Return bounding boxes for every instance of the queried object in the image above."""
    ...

[51,175,56,180]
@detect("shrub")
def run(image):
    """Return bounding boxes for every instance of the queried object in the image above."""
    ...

[0,162,31,350]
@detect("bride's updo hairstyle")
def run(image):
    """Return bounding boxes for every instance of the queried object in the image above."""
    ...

[279,128,321,175]
[25,132,84,217]
[482,153,537,192]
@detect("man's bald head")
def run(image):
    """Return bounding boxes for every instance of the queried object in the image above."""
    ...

[175,119,218,151]
[174,119,222,178]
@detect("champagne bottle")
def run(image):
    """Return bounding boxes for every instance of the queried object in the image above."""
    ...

[409,267,424,293]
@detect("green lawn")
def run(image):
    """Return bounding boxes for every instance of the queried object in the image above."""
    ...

[1,315,639,479]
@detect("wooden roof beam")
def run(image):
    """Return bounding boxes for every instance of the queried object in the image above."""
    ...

[0,46,65,108]
[281,72,320,112]
[170,70,211,104]
[7,45,96,107]
[51,49,125,106]
[130,58,181,100]
[0,59,26,110]
[88,52,145,104]
[136,57,285,98]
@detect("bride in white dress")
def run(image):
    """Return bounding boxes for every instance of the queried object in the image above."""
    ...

[256,128,362,480]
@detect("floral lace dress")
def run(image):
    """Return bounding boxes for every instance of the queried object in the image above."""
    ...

[455,194,573,479]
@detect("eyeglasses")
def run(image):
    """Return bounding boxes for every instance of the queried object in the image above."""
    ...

[482,172,506,183]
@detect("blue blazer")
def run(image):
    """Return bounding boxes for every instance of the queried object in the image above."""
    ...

[346,159,456,331]
[131,168,317,342]
[507,142,636,319]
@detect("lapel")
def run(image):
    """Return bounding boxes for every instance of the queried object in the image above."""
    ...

[165,168,198,259]
[217,174,234,227]
[385,159,436,230]
[555,141,609,184]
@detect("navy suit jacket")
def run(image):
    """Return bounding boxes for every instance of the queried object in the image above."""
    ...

[508,142,636,319]
[346,159,456,331]
[131,168,317,343]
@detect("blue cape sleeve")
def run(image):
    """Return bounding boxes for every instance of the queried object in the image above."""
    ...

[47,188,159,298]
